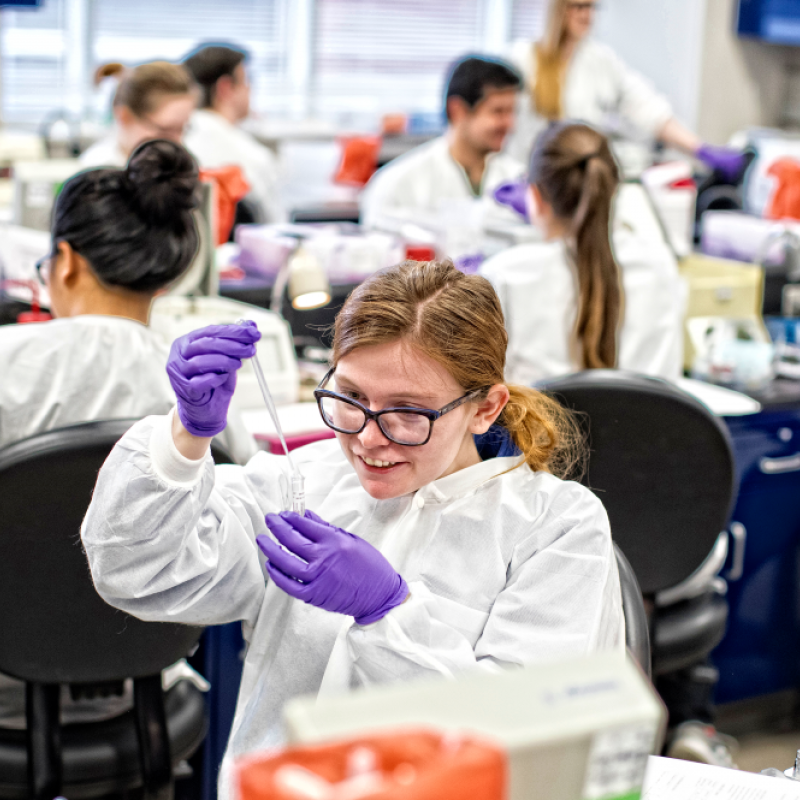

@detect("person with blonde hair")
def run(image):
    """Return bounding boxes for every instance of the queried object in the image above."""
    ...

[80,61,197,167]
[505,0,746,181]
[482,121,684,383]
[81,258,624,798]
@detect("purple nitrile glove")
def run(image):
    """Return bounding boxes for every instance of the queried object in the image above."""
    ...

[257,510,409,625]
[696,144,748,183]
[166,321,261,438]
[493,179,529,221]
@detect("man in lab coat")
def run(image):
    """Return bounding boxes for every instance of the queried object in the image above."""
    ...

[360,56,527,243]
[183,43,283,223]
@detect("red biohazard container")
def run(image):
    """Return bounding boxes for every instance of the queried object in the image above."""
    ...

[235,728,507,800]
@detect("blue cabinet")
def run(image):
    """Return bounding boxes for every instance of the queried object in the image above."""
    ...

[713,407,800,703]
[738,0,800,45]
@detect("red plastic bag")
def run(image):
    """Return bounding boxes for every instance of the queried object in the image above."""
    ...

[235,729,506,800]
[199,165,251,245]
[766,157,800,221]
[334,136,382,187]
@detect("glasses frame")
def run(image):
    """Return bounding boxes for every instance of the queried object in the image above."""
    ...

[314,367,488,446]
[138,113,188,141]
[35,252,56,287]
[567,1,599,11]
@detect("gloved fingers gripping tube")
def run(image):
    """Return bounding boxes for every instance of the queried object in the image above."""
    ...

[236,318,306,517]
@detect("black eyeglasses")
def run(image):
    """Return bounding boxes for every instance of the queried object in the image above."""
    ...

[34,253,56,286]
[314,368,488,446]
[568,1,599,10]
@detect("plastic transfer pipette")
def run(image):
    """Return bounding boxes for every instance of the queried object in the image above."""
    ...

[237,320,305,516]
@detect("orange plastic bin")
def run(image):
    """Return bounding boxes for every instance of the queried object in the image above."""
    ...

[236,728,506,800]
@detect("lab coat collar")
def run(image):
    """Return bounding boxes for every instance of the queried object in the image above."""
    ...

[442,132,502,198]
[70,314,150,330]
[416,455,524,504]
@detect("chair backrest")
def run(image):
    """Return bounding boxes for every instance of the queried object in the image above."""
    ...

[541,371,736,596]
[0,419,233,685]
[614,543,651,677]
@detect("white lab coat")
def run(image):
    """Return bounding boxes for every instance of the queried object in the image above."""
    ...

[184,110,283,223]
[79,133,127,168]
[0,315,257,463]
[360,135,526,248]
[505,39,673,163]
[81,411,625,799]
[479,226,685,384]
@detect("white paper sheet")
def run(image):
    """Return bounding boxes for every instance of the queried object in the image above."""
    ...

[643,755,800,799]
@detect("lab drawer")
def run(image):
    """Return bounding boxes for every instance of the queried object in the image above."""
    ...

[713,409,800,703]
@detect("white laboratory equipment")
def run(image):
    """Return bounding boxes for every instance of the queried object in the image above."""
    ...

[13,159,81,231]
[149,296,299,409]
[640,161,697,258]
[284,652,666,800]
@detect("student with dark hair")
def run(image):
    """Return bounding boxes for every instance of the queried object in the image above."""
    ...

[80,61,197,167]
[479,122,684,382]
[183,42,283,222]
[0,139,256,463]
[360,55,526,239]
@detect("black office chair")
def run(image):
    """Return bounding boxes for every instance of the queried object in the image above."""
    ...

[615,544,651,678]
[0,419,233,800]
[541,371,736,720]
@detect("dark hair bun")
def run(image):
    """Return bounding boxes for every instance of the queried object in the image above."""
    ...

[125,139,200,224]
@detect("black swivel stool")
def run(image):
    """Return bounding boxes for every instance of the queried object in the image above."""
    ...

[0,419,233,800]
[541,371,736,722]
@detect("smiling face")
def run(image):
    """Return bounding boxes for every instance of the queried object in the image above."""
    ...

[451,88,518,156]
[330,339,496,500]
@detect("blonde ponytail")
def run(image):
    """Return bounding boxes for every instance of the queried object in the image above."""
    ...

[532,44,564,120]
[500,384,585,479]
[532,0,572,119]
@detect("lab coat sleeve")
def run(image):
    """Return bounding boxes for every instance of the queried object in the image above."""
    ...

[80,412,278,629]
[604,45,673,139]
[345,481,624,685]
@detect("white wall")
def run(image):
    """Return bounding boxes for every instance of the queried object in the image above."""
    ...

[696,0,789,143]
[593,0,790,144]
[594,0,707,131]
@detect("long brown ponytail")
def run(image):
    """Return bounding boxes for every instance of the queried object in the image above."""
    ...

[332,259,585,478]
[529,122,621,369]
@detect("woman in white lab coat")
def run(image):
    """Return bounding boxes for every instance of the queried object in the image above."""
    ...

[506,0,745,180]
[80,62,197,168]
[81,258,624,798]
[0,139,255,463]
[480,121,684,383]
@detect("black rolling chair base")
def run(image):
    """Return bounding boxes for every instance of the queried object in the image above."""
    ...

[0,683,206,799]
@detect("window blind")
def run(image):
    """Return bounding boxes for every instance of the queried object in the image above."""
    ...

[0,0,549,126]
[91,0,292,114]
[511,0,548,41]
[311,0,485,119]
[1,0,67,125]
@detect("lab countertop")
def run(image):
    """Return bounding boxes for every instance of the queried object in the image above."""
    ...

[737,377,800,411]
